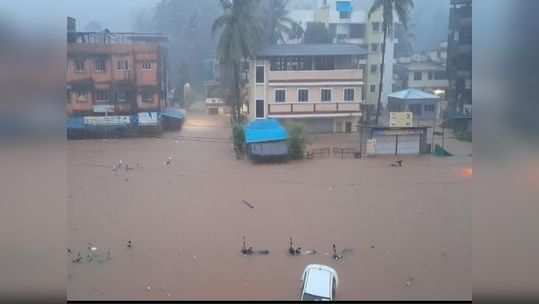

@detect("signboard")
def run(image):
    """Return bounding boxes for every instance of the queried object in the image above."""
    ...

[138,112,159,127]
[84,116,130,126]
[389,112,413,127]
[93,105,115,113]
[367,139,376,155]
[372,129,422,137]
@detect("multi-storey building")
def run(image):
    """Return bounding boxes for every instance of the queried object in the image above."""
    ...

[66,17,170,135]
[248,43,367,134]
[447,0,472,126]
[288,0,399,110]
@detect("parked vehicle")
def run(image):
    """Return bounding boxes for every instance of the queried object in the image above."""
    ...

[299,264,339,301]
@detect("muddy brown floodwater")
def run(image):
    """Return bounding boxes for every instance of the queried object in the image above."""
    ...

[67,113,471,301]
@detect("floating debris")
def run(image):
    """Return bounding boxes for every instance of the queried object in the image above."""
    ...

[146,285,152,291]
[88,243,98,252]
[165,156,173,166]
[332,244,343,261]
[72,252,82,263]
[127,240,132,248]
[67,248,72,254]
[390,160,404,167]
[405,277,415,287]
[241,200,254,209]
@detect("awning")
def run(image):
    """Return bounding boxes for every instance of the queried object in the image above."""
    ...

[336,1,353,13]
[245,119,288,144]
[161,108,185,120]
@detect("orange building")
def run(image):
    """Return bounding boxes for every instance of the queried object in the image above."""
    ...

[66,18,168,130]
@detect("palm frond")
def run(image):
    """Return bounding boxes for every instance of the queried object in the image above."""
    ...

[368,0,384,19]
[394,0,414,30]
[211,14,231,36]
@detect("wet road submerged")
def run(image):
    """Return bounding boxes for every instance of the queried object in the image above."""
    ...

[67,113,471,301]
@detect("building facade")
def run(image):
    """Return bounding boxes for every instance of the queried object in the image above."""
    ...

[66,18,168,132]
[248,44,367,134]
[447,0,472,119]
[288,0,399,109]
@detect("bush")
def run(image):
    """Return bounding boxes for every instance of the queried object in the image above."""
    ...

[232,123,245,153]
[287,123,306,160]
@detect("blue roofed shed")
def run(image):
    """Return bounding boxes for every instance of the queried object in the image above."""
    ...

[244,119,289,160]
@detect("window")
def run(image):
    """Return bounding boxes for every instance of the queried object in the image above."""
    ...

[349,24,365,39]
[370,64,378,74]
[75,91,88,103]
[117,59,128,70]
[142,92,153,103]
[371,43,378,52]
[414,72,422,80]
[270,57,313,71]
[339,11,351,19]
[256,100,265,118]
[274,89,286,102]
[117,91,128,103]
[74,59,85,72]
[321,89,332,102]
[370,84,376,93]
[95,59,105,72]
[142,62,152,70]
[256,66,264,83]
[95,89,110,103]
[424,104,435,112]
[428,72,434,80]
[314,56,335,70]
[298,89,309,102]
[372,22,380,32]
[344,88,355,101]
[434,71,447,80]
[465,79,472,89]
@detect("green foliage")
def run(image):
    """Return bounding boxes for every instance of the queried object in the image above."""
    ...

[369,0,414,124]
[286,123,306,160]
[212,0,264,122]
[261,0,304,44]
[303,22,332,44]
[232,123,245,152]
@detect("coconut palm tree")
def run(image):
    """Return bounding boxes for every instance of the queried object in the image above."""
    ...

[369,0,414,124]
[212,0,263,122]
[263,0,304,44]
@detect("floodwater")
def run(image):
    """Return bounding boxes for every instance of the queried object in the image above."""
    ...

[67,113,471,301]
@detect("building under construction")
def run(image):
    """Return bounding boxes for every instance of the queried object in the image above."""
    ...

[66,17,183,138]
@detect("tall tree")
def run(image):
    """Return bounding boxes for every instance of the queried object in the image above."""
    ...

[369,0,414,124]
[212,0,263,122]
[262,0,303,44]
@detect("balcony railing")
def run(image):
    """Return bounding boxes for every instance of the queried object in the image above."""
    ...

[268,69,362,82]
[268,102,361,115]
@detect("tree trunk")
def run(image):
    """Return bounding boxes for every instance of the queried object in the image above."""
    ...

[375,24,388,125]
[233,61,241,122]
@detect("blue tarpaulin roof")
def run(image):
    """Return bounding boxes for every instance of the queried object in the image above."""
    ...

[336,1,353,13]
[66,117,84,129]
[245,119,288,144]
[161,108,185,120]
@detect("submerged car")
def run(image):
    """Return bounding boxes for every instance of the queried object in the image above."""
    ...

[300,264,339,301]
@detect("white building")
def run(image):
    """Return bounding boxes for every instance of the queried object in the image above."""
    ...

[287,0,399,109]
[248,44,367,134]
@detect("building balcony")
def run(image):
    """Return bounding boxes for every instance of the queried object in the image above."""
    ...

[267,69,362,83]
[267,102,361,117]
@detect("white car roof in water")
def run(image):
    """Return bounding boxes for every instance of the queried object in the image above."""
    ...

[304,265,335,298]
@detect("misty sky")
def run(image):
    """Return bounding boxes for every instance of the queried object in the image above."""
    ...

[1,0,449,51]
